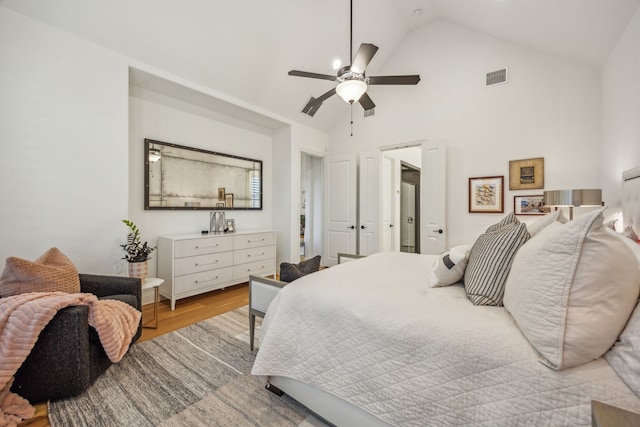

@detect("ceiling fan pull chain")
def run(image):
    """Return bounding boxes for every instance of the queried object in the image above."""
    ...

[350,102,354,137]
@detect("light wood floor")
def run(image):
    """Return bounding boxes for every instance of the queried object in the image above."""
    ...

[21,284,249,427]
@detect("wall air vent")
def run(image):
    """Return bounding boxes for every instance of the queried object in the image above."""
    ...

[486,68,508,86]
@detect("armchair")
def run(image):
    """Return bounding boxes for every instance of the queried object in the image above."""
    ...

[10,274,142,403]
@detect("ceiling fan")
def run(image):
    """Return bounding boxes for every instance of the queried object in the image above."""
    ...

[288,0,420,118]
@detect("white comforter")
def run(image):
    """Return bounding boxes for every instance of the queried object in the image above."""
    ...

[252,252,640,426]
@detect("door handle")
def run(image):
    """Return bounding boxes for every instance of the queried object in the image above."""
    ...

[347,225,355,229]
[433,229,443,234]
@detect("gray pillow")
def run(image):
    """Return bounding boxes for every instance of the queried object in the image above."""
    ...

[280,255,321,283]
[464,222,530,306]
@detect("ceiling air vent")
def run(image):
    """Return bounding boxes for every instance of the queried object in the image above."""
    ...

[486,68,508,86]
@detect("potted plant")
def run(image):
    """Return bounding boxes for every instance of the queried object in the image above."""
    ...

[120,219,155,280]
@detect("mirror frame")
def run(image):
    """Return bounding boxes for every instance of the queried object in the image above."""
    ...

[144,138,263,210]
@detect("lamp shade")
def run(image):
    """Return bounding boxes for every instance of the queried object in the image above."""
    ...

[543,189,602,207]
[336,80,367,103]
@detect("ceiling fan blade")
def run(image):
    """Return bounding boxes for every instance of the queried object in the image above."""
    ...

[359,92,375,116]
[368,75,421,85]
[301,88,337,117]
[350,43,379,74]
[288,70,337,81]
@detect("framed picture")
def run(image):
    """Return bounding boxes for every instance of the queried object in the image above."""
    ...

[225,193,234,208]
[514,195,550,215]
[509,157,544,190]
[469,176,504,213]
[217,187,225,200]
[216,202,225,208]
[225,219,236,233]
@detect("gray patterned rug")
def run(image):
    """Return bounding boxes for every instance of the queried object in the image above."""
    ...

[48,306,326,426]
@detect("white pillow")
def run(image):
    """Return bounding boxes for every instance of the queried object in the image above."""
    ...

[526,209,568,238]
[504,208,640,369]
[604,230,640,396]
[429,245,472,288]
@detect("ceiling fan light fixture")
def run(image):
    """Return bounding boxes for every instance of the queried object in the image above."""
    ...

[336,79,367,103]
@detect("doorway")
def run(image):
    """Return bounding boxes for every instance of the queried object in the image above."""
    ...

[300,152,324,261]
[400,162,420,253]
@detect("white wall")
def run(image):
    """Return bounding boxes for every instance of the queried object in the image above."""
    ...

[602,6,640,216]
[128,88,274,278]
[329,19,602,246]
[0,7,129,273]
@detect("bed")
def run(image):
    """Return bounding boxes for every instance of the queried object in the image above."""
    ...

[252,168,640,426]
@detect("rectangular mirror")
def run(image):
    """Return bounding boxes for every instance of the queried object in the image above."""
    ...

[144,139,263,210]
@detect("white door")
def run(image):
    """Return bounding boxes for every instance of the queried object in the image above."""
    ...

[359,151,379,256]
[381,155,395,251]
[324,155,357,266]
[421,141,447,254]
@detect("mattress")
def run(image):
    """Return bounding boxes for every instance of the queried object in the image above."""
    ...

[252,251,640,426]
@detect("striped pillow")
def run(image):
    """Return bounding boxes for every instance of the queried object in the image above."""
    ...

[486,212,518,233]
[464,223,530,306]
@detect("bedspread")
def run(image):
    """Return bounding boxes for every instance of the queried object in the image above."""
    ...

[252,252,640,426]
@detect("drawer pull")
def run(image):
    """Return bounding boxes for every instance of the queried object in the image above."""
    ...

[247,252,265,258]
[194,260,219,267]
[195,244,219,249]
[195,276,219,284]
[247,266,265,272]
[247,238,265,243]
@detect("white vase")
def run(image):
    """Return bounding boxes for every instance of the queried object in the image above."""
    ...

[128,261,148,280]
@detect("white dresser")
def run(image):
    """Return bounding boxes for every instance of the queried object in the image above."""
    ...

[158,230,276,310]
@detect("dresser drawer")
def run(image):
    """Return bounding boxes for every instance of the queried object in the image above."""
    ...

[174,251,234,277]
[174,266,233,294]
[174,236,233,258]
[234,232,275,250]
[234,258,274,281]
[234,245,275,265]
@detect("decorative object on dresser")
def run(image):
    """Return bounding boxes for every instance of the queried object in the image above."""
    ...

[158,230,276,310]
[145,139,262,210]
[225,218,236,233]
[468,176,504,213]
[120,219,155,280]
[509,157,544,190]
[209,211,225,233]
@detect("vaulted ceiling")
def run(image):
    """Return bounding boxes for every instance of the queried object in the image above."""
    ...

[3,0,638,132]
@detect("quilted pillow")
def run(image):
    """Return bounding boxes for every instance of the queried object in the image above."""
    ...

[503,208,640,369]
[526,209,568,238]
[464,222,530,306]
[485,212,518,233]
[280,255,321,283]
[0,247,80,297]
[429,245,472,288]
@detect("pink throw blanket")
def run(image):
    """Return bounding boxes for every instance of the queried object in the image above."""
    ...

[0,292,141,426]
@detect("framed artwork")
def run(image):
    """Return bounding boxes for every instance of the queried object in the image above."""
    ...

[509,157,544,190]
[225,193,234,208]
[216,202,225,207]
[217,188,225,200]
[514,195,550,215]
[225,218,236,233]
[469,176,504,213]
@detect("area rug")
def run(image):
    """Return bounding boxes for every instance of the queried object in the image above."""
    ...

[48,306,327,426]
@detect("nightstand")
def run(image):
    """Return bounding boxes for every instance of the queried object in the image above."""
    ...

[142,277,163,329]
[248,275,286,351]
[592,400,640,427]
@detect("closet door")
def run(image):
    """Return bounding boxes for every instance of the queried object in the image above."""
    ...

[324,155,357,266]
[359,151,380,256]
[421,141,447,254]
